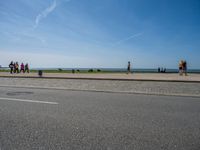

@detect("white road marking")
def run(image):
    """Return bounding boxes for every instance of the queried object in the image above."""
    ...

[0,97,58,105]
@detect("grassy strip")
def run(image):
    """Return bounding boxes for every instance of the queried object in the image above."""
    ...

[0,69,123,73]
[30,69,121,73]
[0,70,8,72]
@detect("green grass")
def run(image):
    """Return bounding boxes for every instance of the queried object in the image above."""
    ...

[30,69,120,74]
[0,69,123,74]
[0,69,8,72]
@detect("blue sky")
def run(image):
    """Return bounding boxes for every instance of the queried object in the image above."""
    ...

[0,0,200,69]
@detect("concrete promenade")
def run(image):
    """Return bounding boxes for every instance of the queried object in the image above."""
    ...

[0,72,200,82]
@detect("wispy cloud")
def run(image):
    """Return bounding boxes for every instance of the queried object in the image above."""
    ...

[2,30,47,46]
[34,0,57,28]
[111,32,143,47]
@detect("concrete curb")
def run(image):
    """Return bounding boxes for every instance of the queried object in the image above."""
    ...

[0,75,200,83]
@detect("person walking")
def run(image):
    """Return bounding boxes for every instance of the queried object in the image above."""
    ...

[25,63,29,73]
[127,61,131,74]
[20,63,25,73]
[13,62,16,73]
[15,62,19,73]
[9,61,14,74]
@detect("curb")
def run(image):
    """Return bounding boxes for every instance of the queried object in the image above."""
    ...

[0,75,200,83]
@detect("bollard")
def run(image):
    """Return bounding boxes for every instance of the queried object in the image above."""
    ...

[38,70,43,77]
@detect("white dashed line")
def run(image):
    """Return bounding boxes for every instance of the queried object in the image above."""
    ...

[0,97,58,105]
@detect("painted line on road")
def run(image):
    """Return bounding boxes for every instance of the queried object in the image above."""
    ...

[0,97,58,105]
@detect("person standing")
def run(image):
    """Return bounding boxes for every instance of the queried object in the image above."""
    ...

[179,60,183,75]
[182,60,187,76]
[9,61,14,74]
[158,67,160,73]
[127,61,131,74]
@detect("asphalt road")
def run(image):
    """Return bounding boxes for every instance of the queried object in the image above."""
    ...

[0,86,200,150]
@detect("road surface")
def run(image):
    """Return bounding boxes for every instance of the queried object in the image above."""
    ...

[0,86,200,150]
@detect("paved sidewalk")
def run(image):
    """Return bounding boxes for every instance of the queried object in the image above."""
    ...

[0,72,200,82]
[0,77,200,97]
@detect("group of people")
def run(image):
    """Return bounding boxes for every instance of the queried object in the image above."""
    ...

[158,67,166,73]
[9,61,29,74]
[179,60,187,76]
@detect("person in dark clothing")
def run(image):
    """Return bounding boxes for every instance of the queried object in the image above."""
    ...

[9,61,14,74]
[13,62,16,73]
[182,60,187,76]
[127,61,131,74]
[158,67,160,73]
[25,63,30,73]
